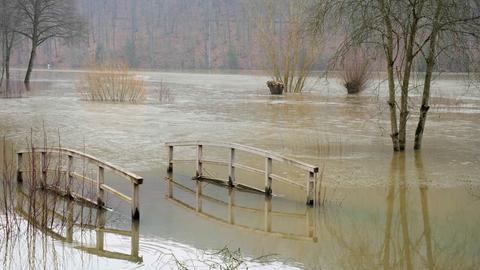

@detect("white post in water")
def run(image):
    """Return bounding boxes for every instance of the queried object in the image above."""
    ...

[16,153,23,182]
[228,148,235,186]
[264,157,272,196]
[97,166,105,207]
[196,145,203,178]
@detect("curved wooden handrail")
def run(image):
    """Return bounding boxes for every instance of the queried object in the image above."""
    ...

[165,141,319,205]
[165,141,318,173]
[17,147,142,219]
[18,147,143,184]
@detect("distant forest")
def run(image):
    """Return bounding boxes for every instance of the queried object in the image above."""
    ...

[6,0,329,70]
[7,0,475,72]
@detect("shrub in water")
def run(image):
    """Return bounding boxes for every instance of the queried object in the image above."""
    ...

[77,63,146,103]
[341,55,371,94]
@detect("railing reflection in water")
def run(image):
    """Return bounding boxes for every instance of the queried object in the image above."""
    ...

[15,183,142,263]
[165,177,317,242]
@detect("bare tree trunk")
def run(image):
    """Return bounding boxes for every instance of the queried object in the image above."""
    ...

[399,6,423,151]
[414,3,440,150]
[1,43,12,94]
[0,67,4,89]
[204,0,212,69]
[2,26,14,93]
[4,46,10,92]
[24,43,37,86]
[0,44,4,90]
[112,1,117,50]
[414,48,435,150]
[378,0,400,151]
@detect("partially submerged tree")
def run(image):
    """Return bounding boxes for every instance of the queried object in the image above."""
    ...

[0,0,18,93]
[255,0,320,93]
[15,0,85,85]
[311,0,480,151]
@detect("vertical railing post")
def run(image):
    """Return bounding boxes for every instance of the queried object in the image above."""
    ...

[228,148,235,187]
[97,166,105,207]
[131,220,140,259]
[264,157,272,196]
[96,210,105,251]
[264,198,272,232]
[41,151,47,188]
[195,180,202,212]
[66,155,73,196]
[306,171,315,206]
[16,153,23,182]
[167,145,174,198]
[167,146,174,173]
[167,177,173,198]
[306,208,315,238]
[228,188,235,224]
[196,144,203,178]
[66,200,74,242]
[15,184,24,213]
[132,181,140,219]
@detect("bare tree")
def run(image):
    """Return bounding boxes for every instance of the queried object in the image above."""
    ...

[0,0,19,93]
[255,0,320,93]
[311,0,480,151]
[413,0,480,150]
[15,0,86,85]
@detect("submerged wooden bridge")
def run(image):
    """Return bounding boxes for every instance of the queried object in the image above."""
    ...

[16,147,143,219]
[14,141,318,223]
[166,141,320,205]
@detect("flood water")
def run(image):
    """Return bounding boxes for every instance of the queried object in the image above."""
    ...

[1,69,479,269]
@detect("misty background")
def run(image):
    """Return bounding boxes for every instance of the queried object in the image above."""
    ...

[7,0,338,71]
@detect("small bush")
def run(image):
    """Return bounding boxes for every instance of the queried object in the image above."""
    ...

[77,63,146,103]
[341,55,371,94]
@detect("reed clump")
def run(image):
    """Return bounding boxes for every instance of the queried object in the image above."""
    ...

[157,80,175,104]
[77,63,146,103]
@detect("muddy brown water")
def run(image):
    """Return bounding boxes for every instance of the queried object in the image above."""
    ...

[0,69,479,269]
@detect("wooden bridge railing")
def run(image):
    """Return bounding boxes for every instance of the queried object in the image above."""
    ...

[16,147,143,219]
[165,141,319,205]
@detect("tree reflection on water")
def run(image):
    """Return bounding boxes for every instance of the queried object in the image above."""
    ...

[322,153,479,270]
